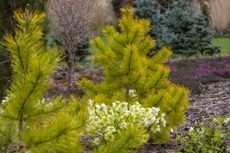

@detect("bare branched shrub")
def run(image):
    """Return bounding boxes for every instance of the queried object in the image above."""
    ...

[48,0,112,89]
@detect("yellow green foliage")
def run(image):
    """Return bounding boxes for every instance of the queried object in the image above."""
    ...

[0,11,87,152]
[96,125,149,153]
[80,8,190,142]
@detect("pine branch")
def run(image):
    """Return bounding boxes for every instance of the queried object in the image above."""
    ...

[130,29,139,44]
[113,37,126,47]
[126,48,133,75]
[13,36,25,73]
[152,70,165,88]
[153,94,164,107]
[31,126,70,148]
[17,70,42,123]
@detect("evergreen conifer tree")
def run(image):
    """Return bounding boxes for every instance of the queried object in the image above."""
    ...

[80,8,190,142]
[134,0,219,55]
[0,11,87,152]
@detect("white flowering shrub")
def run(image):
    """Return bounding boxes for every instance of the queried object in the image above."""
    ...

[86,100,166,146]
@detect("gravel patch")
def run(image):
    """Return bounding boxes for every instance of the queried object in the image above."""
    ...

[139,81,230,153]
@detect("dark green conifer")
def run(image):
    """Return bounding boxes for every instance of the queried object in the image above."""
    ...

[134,0,219,55]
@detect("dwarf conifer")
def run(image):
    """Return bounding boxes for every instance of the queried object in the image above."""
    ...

[80,8,190,142]
[134,0,219,55]
[0,11,87,152]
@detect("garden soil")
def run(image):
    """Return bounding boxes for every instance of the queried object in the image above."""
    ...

[138,81,230,153]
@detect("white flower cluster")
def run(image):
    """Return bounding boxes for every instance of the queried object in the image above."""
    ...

[86,100,166,146]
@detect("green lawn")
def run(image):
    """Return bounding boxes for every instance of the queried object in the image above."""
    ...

[212,37,230,55]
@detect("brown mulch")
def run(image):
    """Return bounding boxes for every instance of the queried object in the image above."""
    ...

[138,81,230,153]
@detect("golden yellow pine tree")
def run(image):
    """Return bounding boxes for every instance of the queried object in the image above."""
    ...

[0,10,87,152]
[80,8,190,142]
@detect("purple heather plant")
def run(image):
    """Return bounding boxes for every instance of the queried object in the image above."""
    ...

[169,56,230,92]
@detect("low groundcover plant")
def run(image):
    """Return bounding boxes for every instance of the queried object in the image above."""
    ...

[177,117,230,153]
[86,98,166,146]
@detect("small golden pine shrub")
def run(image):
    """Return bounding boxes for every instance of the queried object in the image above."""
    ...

[0,11,87,152]
[80,8,190,142]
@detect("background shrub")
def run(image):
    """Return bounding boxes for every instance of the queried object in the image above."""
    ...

[134,0,220,56]
[47,0,115,89]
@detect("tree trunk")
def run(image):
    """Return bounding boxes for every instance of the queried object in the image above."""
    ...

[18,114,24,151]
[125,86,130,102]
[67,48,75,90]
